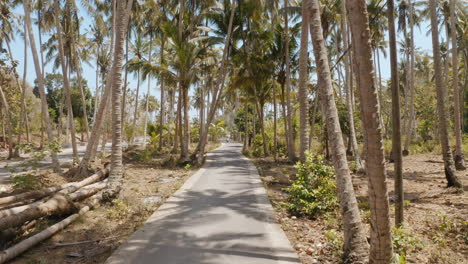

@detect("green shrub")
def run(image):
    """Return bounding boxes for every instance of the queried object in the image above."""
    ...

[12,174,40,190]
[281,154,338,218]
[392,226,424,263]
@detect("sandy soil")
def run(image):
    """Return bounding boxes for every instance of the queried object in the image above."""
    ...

[254,153,467,264]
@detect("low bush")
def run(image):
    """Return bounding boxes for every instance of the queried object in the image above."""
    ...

[281,154,338,218]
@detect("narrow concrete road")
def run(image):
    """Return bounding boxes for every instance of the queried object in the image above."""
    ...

[106,143,299,264]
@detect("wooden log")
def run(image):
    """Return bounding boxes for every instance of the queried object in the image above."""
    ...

[0,166,109,207]
[0,167,109,218]
[0,193,103,264]
[0,180,107,231]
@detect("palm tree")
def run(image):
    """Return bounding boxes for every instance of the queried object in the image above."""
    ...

[347,0,393,262]
[428,0,463,188]
[308,0,368,262]
[0,86,13,159]
[76,0,116,177]
[341,0,363,170]
[450,0,465,170]
[298,0,309,162]
[23,0,60,172]
[192,1,236,164]
[284,0,297,162]
[388,0,404,227]
[54,0,78,162]
[105,0,134,198]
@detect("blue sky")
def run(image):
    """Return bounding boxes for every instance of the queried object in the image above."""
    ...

[10,4,435,106]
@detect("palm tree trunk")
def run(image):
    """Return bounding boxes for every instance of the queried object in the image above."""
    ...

[54,0,78,162]
[0,87,14,159]
[347,1,393,262]
[273,83,278,160]
[308,91,318,151]
[341,1,363,170]
[450,0,465,170]
[76,68,90,140]
[308,1,369,261]
[298,0,309,161]
[284,0,296,162]
[132,70,141,144]
[5,40,24,157]
[105,0,133,198]
[121,26,130,136]
[94,55,100,123]
[76,0,117,177]
[387,0,404,227]
[143,35,153,149]
[429,0,463,187]
[22,24,31,143]
[403,0,416,154]
[192,3,236,164]
[173,88,181,153]
[1,109,5,149]
[23,0,60,172]
[243,103,248,149]
[183,86,190,159]
[159,35,165,150]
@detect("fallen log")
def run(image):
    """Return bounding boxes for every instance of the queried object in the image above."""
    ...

[0,166,109,207]
[0,167,109,218]
[0,193,104,264]
[0,180,107,231]
[50,234,124,248]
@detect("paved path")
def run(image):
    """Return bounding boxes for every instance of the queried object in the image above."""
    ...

[0,137,146,188]
[106,143,299,264]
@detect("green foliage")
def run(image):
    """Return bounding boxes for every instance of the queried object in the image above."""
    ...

[124,125,136,142]
[392,226,424,264]
[184,163,191,170]
[417,120,434,142]
[107,199,130,220]
[325,229,343,256]
[12,173,40,190]
[132,149,154,162]
[281,154,338,218]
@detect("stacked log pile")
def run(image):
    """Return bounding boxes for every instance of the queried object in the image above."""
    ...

[0,166,111,263]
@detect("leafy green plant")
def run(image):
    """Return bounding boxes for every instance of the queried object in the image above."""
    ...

[184,163,191,170]
[392,226,424,263]
[107,199,130,220]
[12,173,40,190]
[281,154,338,218]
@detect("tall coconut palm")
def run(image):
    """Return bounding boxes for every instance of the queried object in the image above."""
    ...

[388,0,404,227]
[307,0,369,262]
[346,0,393,262]
[76,0,116,177]
[105,0,134,198]
[450,0,465,170]
[284,0,297,162]
[192,1,236,164]
[341,0,363,170]
[298,0,309,162]
[23,0,60,172]
[429,0,463,188]
[53,0,78,161]
[0,86,13,159]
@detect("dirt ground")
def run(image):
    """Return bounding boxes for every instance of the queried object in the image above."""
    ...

[2,143,219,264]
[254,153,467,264]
